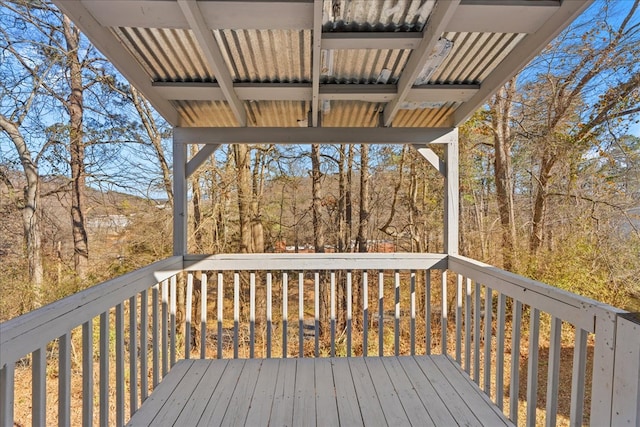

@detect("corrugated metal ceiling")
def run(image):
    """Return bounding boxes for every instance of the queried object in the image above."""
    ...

[66,0,590,129]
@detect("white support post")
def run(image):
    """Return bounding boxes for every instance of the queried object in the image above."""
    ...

[173,136,188,255]
[612,313,640,425]
[590,309,621,426]
[444,128,459,255]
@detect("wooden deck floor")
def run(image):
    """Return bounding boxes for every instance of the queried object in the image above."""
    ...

[127,355,513,426]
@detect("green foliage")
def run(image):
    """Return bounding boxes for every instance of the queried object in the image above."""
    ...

[525,235,634,309]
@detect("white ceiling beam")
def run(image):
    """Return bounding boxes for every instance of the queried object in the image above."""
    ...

[177,0,247,127]
[53,0,179,125]
[449,0,560,34]
[383,0,460,127]
[453,0,593,125]
[82,0,559,34]
[82,1,313,30]
[321,33,422,50]
[174,127,457,145]
[311,0,322,127]
[152,82,480,103]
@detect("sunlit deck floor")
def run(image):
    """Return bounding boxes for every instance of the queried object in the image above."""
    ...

[127,355,513,426]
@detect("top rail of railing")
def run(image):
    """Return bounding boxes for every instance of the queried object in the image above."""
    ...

[448,254,624,332]
[183,252,448,271]
[0,256,182,368]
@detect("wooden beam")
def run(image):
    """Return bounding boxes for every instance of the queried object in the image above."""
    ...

[383,1,460,127]
[413,145,445,176]
[177,0,247,126]
[453,0,593,125]
[83,0,559,34]
[444,129,459,254]
[311,0,322,127]
[153,82,479,103]
[186,144,221,177]
[54,0,179,125]
[172,138,188,255]
[449,0,560,33]
[321,32,422,50]
[82,0,313,30]
[173,127,457,145]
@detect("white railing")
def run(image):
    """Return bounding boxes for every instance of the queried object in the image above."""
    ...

[0,256,182,427]
[0,253,637,427]
[447,255,636,427]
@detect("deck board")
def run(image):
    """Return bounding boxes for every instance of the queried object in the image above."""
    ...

[127,356,515,427]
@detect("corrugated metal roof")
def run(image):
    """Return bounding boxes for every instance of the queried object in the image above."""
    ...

[322,48,410,84]
[322,0,433,33]
[216,29,312,83]
[113,27,214,82]
[430,32,526,84]
[64,0,592,130]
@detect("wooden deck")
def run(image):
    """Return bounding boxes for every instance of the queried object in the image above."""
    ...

[127,355,512,426]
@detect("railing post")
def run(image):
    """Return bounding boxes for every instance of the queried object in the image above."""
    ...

[444,128,459,255]
[173,136,187,255]
[590,308,621,426]
[612,313,640,425]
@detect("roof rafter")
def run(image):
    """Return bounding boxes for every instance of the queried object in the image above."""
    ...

[177,0,246,127]
[383,0,460,127]
[310,0,322,127]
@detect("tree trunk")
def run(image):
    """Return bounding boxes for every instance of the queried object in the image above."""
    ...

[357,144,369,253]
[346,145,354,252]
[0,117,43,306]
[63,16,89,279]
[233,144,252,253]
[490,79,518,271]
[530,150,556,254]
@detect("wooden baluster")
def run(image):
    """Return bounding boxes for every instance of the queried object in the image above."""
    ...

[347,270,352,357]
[152,284,159,388]
[569,328,587,426]
[32,347,46,426]
[456,274,462,363]
[509,300,522,422]
[186,273,193,359]
[299,271,304,357]
[473,281,481,384]
[464,277,472,374]
[441,271,448,355]
[331,271,336,357]
[410,270,416,356]
[83,319,94,424]
[1,361,15,427]
[282,272,288,358]
[363,270,369,357]
[425,270,431,355]
[129,295,138,414]
[378,270,384,357]
[250,272,256,359]
[141,289,149,401]
[161,279,169,376]
[100,311,109,427]
[483,287,493,394]
[496,292,506,410]
[234,272,240,359]
[266,272,272,358]
[170,276,177,367]
[201,273,208,360]
[314,271,320,358]
[526,308,540,427]
[545,316,562,426]
[116,303,125,426]
[217,272,223,359]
